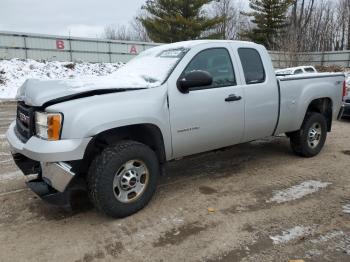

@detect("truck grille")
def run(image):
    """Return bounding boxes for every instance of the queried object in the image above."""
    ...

[15,102,35,142]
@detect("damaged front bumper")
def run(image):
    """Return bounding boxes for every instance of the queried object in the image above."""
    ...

[6,121,91,207]
[12,153,83,208]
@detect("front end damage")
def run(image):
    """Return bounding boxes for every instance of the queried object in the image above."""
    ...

[12,153,85,208]
[6,99,91,208]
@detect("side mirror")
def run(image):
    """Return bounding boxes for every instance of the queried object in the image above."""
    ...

[177,70,213,93]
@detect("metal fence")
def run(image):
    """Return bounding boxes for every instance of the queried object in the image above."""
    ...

[0,31,159,63]
[0,31,349,68]
[270,50,350,68]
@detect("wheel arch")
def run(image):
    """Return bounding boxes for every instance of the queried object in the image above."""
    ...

[76,124,167,175]
[305,97,333,132]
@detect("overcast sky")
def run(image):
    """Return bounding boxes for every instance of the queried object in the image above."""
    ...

[0,0,147,37]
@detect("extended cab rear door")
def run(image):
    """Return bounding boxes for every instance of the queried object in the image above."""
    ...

[232,44,279,142]
[167,43,245,158]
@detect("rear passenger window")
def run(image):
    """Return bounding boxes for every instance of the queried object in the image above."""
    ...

[183,48,236,89]
[294,69,303,74]
[238,48,265,84]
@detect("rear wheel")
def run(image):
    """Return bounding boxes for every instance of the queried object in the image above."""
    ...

[290,112,327,157]
[87,140,159,218]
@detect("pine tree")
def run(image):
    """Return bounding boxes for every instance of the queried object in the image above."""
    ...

[138,0,224,43]
[242,0,293,50]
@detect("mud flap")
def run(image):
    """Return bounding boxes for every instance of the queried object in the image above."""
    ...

[337,105,345,120]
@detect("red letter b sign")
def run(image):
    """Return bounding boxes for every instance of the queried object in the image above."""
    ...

[56,40,65,50]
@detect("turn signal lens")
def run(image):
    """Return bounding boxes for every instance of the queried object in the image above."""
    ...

[35,112,63,140]
[47,114,62,140]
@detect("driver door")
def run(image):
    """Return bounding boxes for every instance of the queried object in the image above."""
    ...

[167,47,245,158]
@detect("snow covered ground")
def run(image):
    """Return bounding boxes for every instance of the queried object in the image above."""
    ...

[270,225,314,244]
[343,204,350,214]
[267,180,331,203]
[0,59,124,99]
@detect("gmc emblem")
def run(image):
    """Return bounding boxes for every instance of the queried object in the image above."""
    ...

[19,112,30,125]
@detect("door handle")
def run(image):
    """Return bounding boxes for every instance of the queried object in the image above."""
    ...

[225,94,242,102]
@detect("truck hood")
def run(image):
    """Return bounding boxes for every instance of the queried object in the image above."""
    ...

[17,77,148,107]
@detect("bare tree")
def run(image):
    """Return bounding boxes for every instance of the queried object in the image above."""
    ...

[207,0,248,40]
[288,0,315,51]
[335,0,348,50]
[304,0,333,51]
[104,24,131,41]
[347,0,350,49]
[339,0,350,50]
[279,0,350,52]
[130,14,150,42]
[104,15,150,42]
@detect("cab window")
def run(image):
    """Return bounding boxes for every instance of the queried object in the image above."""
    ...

[182,48,236,90]
[238,48,265,84]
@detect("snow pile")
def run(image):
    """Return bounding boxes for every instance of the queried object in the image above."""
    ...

[0,58,124,99]
[270,226,313,244]
[267,180,331,203]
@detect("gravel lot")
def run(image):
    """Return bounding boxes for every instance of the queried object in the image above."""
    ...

[1,101,350,262]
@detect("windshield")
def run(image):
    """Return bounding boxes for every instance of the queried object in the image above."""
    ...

[109,47,188,88]
[304,67,315,73]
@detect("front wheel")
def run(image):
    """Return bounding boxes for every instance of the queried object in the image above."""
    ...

[289,112,327,157]
[87,140,160,218]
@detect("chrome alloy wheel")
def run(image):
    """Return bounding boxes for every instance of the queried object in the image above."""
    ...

[307,122,322,149]
[112,160,149,203]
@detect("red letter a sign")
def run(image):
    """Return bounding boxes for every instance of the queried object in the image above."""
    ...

[130,45,138,54]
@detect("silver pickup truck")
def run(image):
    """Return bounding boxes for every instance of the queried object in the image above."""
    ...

[6,40,346,217]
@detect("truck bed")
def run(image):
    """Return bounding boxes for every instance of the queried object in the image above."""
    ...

[275,73,345,134]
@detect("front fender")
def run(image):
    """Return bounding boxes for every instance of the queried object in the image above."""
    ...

[46,87,172,160]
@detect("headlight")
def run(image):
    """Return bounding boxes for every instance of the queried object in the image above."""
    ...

[35,112,63,140]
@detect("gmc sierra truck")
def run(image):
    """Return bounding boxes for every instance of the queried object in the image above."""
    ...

[6,40,346,218]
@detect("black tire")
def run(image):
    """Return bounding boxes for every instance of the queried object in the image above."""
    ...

[290,112,327,157]
[87,140,160,218]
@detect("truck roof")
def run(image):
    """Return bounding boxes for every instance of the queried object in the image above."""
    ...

[144,40,263,53]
